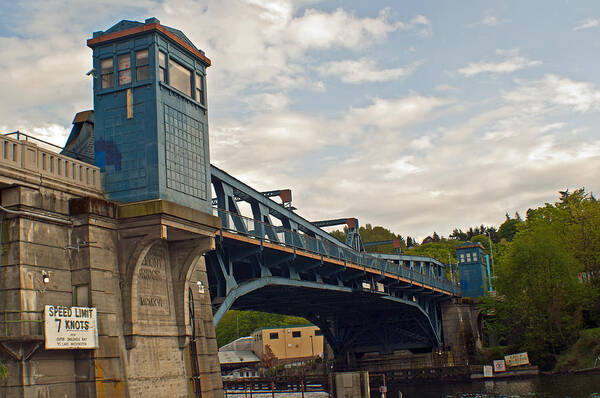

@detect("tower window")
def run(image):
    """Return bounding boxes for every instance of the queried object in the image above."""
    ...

[195,73,205,105]
[158,51,167,83]
[118,54,131,85]
[269,332,279,340]
[168,58,192,97]
[101,58,114,88]
[136,50,150,81]
[292,331,301,338]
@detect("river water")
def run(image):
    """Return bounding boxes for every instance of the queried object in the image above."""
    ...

[224,374,600,398]
[391,373,600,398]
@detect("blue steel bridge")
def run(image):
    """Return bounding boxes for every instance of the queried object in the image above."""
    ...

[206,165,460,366]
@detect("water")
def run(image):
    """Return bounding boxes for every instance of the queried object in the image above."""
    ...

[390,374,600,398]
[224,374,600,397]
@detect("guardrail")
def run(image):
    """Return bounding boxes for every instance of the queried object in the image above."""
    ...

[0,131,101,191]
[214,208,460,295]
[1,310,44,338]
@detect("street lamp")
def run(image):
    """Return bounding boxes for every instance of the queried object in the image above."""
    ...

[486,231,496,283]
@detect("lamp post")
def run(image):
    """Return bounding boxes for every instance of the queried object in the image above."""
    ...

[486,230,496,282]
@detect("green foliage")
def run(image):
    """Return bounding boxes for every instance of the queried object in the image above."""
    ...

[497,213,523,242]
[477,345,509,364]
[554,328,600,371]
[450,225,499,242]
[482,189,600,370]
[404,239,461,264]
[330,224,405,253]
[216,310,311,347]
[329,229,346,244]
[0,361,7,380]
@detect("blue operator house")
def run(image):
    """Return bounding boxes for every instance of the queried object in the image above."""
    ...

[456,241,489,298]
[87,17,212,212]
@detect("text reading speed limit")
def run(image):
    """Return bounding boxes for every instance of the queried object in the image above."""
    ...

[44,305,98,349]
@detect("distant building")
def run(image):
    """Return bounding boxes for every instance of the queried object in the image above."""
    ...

[456,242,489,298]
[218,350,260,373]
[251,325,324,363]
[219,336,253,352]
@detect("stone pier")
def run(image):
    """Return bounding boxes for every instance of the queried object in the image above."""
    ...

[0,143,224,397]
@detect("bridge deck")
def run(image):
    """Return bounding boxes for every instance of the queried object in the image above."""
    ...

[215,210,459,296]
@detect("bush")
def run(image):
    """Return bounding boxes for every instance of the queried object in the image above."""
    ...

[0,361,7,380]
[554,328,600,371]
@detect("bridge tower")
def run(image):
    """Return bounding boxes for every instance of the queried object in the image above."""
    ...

[456,241,488,297]
[88,17,211,212]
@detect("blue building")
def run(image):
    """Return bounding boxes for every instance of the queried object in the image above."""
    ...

[87,18,211,212]
[456,241,489,298]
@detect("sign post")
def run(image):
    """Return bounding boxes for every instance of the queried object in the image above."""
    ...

[44,305,98,349]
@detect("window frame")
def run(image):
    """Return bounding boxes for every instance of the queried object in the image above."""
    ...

[269,332,279,340]
[195,73,205,106]
[292,331,301,338]
[158,51,167,84]
[167,56,193,97]
[100,57,114,89]
[135,49,150,82]
[117,53,132,85]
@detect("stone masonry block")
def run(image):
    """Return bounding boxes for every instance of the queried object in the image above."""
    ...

[90,269,117,294]
[18,218,69,248]
[97,312,120,337]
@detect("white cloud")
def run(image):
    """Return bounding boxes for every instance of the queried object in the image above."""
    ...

[409,136,433,150]
[504,74,600,112]
[243,92,291,112]
[400,14,433,37]
[435,84,457,92]
[345,95,453,130]
[480,15,500,26]
[574,18,600,30]
[469,14,509,28]
[458,49,542,77]
[317,58,418,84]
[284,8,400,50]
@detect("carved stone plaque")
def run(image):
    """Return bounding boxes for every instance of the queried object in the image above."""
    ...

[137,244,170,316]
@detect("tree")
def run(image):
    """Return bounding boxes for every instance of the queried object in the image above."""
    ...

[261,344,277,369]
[497,216,522,242]
[482,189,600,369]
[0,361,6,380]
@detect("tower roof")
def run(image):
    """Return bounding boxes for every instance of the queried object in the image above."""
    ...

[87,17,211,67]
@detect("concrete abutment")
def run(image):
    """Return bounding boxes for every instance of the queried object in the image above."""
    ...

[0,186,224,397]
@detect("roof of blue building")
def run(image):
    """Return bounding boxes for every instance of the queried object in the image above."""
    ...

[88,17,211,66]
[457,241,485,250]
[102,18,203,54]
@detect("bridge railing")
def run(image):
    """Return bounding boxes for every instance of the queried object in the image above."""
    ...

[0,131,102,190]
[214,208,460,295]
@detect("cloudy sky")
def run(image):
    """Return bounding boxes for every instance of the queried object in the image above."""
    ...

[1,0,599,239]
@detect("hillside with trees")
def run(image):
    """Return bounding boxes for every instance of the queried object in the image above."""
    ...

[481,188,600,369]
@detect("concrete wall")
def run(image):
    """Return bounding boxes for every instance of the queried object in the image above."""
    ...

[441,300,483,364]
[0,181,224,397]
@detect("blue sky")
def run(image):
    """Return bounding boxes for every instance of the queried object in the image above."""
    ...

[1,0,599,239]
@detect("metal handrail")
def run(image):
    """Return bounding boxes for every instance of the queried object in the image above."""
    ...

[213,208,460,295]
[1,310,44,337]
